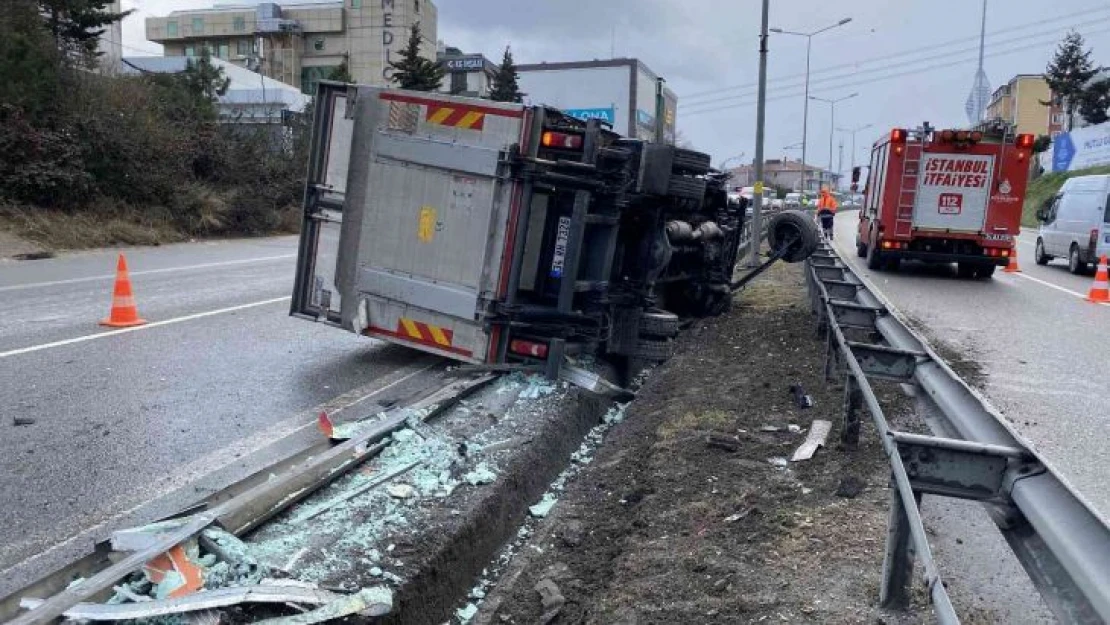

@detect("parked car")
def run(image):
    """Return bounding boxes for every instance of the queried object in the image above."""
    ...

[1035,174,1110,274]
[784,192,802,209]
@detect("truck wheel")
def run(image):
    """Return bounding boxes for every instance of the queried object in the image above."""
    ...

[640,310,680,338]
[1034,239,1051,265]
[884,257,901,272]
[672,148,711,175]
[767,210,819,263]
[956,262,976,279]
[667,175,707,201]
[633,336,674,362]
[856,239,867,258]
[865,235,883,271]
[1069,245,1088,275]
[977,264,997,279]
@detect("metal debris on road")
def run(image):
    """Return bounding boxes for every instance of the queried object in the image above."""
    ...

[790,420,832,462]
[291,461,422,523]
[252,586,393,624]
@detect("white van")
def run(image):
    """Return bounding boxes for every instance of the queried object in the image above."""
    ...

[1035,174,1110,274]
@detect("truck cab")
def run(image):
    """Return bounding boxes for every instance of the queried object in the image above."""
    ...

[855,123,1033,279]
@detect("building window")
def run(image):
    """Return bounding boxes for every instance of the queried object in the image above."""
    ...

[414,0,420,12]
[192,17,204,34]
[450,71,467,94]
[218,43,230,59]
[313,38,325,51]
[1051,112,1065,125]
[233,16,246,32]
[184,45,196,57]
[166,21,178,37]
[236,39,252,57]
[351,0,361,7]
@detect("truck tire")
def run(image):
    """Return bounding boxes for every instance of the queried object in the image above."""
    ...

[667,175,707,201]
[1034,238,1051,265]
[977,264,997,279]
[672,148,711,175]
[640,310,680,338]
[633,336,674,362]
[856,239,867,258]
[767,210,819,263]
[1069,244,1088,275]
[956,262,976,279]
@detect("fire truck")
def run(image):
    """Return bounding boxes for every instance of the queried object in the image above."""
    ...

[855,122,1034,278]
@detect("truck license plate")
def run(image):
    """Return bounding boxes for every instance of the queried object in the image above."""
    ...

[984,233,1012,241]
[550,216,572,278]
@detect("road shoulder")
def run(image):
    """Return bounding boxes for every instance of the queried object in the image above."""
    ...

[477,262,936,624]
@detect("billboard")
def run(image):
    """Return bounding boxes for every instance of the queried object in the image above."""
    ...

[518,65,631,135]
[1052,120,1110,172]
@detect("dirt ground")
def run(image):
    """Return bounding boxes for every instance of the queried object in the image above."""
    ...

[476,261,935,625]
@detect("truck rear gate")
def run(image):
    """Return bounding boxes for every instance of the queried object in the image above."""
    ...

[293,83,530,363]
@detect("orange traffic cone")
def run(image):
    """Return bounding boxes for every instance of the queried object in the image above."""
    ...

[1086,255,1110,303]
[100,253,147,327]
[1003,247,1021,273]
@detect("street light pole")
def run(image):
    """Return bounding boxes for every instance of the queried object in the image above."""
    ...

[749,0,769,268]
[770,18,852,193]
[810,92,858,190]
[836,123,873,178]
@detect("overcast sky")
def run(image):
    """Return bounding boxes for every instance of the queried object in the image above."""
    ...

[121,0,1110,174]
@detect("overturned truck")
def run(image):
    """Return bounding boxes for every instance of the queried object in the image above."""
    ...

[292,84,816,375]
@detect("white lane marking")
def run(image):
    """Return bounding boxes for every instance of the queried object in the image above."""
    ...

[0,296,291,359]
[1008,271,1110,305]
[0,254,296,293]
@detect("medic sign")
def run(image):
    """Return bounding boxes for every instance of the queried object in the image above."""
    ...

[913,153,995,232]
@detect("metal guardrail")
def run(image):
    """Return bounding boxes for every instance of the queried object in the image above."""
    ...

[804,242,1110,624]
[736,207,780,260]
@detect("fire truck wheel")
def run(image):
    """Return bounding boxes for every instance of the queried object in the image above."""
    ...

[865,236,883,271]
[640,310,680,338]
[1034,238,1051,265]
[667,175,707,201]
[767,210,819,263]
[956,262,976,279]
[884,257,901,272]
[856,240,867,258]
[633,336,675,362]
[976,264,996,279]
[672,148,712,175]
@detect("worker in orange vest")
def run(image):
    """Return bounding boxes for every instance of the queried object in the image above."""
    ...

[816,188,838,239]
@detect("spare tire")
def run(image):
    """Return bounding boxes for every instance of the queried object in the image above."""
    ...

[672,148,711,175]
[766,209,820,263]
[667,175,707,201]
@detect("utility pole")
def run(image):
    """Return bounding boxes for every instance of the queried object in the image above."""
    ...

[837,140,844,190]
[749,0,769,267]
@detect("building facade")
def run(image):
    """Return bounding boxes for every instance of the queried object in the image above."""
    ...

[436,46,496,98]
[515,59,678,142]
[985,74,1065,137]
[146,0,438,94]
[727,159,835,193]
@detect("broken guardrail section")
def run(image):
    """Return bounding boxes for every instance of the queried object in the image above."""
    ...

[804,242,1110,624]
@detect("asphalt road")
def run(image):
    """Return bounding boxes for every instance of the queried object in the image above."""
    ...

[0,237,426,585]
[831,212,1110,520]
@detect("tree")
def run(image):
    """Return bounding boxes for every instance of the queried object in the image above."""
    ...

[389,23,443,91]
[1043,30,1098,131]
[1031,134,1052,154]
[1078,77,1110,126]
[489,46,525,103]
[37,0,132,66]
[327,58,353,83]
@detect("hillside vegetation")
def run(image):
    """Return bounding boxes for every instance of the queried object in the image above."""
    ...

[0,0,308,250]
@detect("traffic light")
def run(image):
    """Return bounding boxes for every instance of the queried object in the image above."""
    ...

[851,166,861,183]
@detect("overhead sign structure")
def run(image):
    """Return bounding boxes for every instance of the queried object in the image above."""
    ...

[563,107,616,125]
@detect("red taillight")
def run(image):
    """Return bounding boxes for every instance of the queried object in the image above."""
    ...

[940,129,955,142]
[890,128,907,143]
[1016,133,1035,149]
[510,339,549,359]
[541,131,583,149]
[970,131,983,143]
[956,130,970,142]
